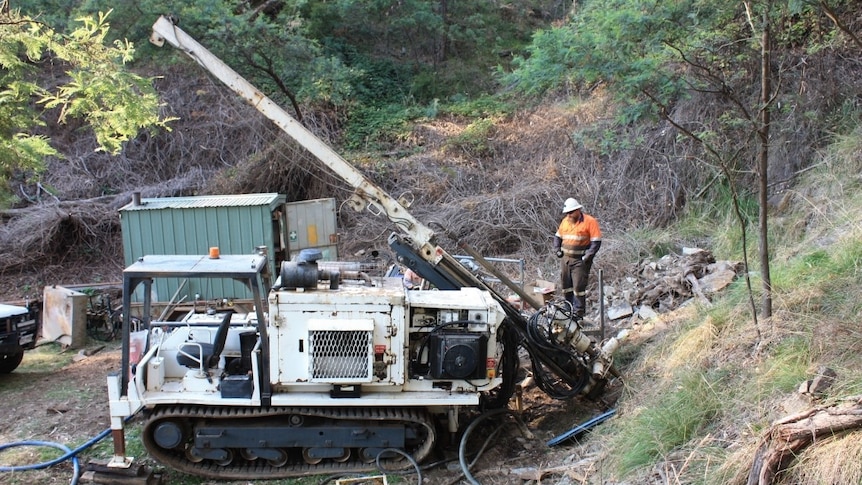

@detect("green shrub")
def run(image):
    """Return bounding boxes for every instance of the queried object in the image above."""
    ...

[445,118,496,157]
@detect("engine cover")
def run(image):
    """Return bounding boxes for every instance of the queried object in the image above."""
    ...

[429,333,488,380]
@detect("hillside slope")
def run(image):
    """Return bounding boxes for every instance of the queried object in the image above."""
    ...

[583,140,862,484]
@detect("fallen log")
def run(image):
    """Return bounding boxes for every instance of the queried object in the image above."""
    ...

[747,397,862,485]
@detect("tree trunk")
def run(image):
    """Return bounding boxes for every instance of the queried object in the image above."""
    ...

[439,0,449,62]
[747,399,862,485]
[757,5,773,318]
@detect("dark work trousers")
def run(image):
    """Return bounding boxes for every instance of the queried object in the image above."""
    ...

[561,256,592,317]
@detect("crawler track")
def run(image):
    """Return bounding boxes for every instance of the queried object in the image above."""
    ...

[141,405,437,480]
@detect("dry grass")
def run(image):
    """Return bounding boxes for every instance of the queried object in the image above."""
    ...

[662,318,719,373]
[785,431,862,484]
[589,142,862,484]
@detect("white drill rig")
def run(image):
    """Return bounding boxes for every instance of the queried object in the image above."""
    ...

[102,16,622,480]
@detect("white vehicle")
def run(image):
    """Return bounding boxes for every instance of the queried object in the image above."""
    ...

[108,247,518,478]
[102,17,622,480]
[0,303,39,373]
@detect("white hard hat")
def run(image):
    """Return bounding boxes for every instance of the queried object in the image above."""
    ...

[562,198,583,213]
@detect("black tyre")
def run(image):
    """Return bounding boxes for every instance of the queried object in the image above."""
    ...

[0,349,24,373]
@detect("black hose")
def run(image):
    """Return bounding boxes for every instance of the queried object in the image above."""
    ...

[458,408,512,485]
[375,447,423,485]
[518,305,592,399]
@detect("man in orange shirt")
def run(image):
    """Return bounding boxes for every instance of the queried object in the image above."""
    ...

[552,198,602,318]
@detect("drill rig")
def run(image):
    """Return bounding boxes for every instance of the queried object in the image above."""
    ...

[102,16,622,480]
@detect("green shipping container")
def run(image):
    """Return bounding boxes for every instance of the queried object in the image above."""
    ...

[120,193,337,304]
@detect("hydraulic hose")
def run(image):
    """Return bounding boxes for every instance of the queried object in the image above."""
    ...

[0,440,81,485]
[0,418,127,485]
[375,448,422,485]
[458,408,512,485]
[522,308,591,399]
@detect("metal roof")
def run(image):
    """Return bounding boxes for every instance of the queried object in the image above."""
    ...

[119,193,283,211]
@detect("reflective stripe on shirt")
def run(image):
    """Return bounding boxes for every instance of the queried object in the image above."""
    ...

[555,213,601,256]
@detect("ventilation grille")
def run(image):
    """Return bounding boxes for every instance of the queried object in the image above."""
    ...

[308,330,372,382]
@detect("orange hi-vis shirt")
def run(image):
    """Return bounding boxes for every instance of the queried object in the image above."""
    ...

[555,213,602,257]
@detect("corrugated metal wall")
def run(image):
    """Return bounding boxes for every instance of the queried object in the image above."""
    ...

[120,194,284,303]
[120,194,340,305]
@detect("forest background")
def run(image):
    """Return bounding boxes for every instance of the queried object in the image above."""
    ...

[2,0,862,484]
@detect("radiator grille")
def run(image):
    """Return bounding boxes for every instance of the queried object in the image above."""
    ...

[308,330,372,382]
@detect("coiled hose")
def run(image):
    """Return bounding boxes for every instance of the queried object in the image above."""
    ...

[523,302,591,399]
[0,424,118,485]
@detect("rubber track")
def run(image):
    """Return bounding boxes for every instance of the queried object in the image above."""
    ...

[141,405,437,480]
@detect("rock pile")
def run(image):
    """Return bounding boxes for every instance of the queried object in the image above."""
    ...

[599,247,742,323]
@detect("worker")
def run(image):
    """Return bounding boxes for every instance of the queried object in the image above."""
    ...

[552,197,602,318]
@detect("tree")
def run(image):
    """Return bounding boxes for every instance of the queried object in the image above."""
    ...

[750,0,774,319]
[503,0,855,330]
[61,0,361,121]
[0,7,169,205]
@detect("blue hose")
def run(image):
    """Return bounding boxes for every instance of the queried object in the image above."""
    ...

[0,426,114,485]
[546,408,617,446]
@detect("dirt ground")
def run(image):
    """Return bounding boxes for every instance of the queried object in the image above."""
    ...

[0,337,619,485]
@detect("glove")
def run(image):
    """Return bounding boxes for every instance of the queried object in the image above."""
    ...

[555,249,564,258]
[582,253,594,263]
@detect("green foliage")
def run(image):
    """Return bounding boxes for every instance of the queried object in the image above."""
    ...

[500,27,581,97]
[446,117,496,157]
[18,0,556,129]
[305,0,550,103]
[340,93,511,153]
[440,94,512,118]
[172,1,352,112]
[40,14,165,153]
[502,0,740,116]
[298,55,362,106]
[345,54,413,106]
[612,369,723,474]
[341,103,417,150]
[11,0,79,29]
[0,9,168,200]
[1,22,56,182]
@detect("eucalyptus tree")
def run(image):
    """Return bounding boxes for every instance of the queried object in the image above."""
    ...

[37,0,357,122]
[0,8,167,205]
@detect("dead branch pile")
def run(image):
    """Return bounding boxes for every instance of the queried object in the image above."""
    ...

[0,196,123,292]
[0,54,842,300]
[631,249,739,310]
